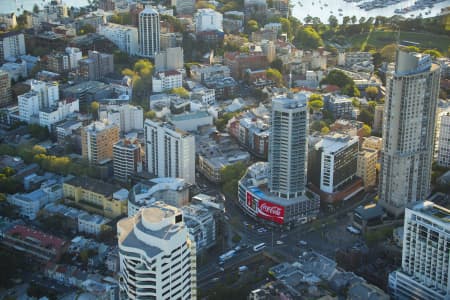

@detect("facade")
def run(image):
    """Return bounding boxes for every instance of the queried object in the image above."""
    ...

[139,7,160,58]
[65,47,82,70]
[0,32,26,62]
[327,95,353,119]
[117,203,197,300]
[195,9,223,33]
[63,177,127,218]
[224,51,269,79]
[46,52,70,73]
[152,70,183,93]
[128,177,190,216]
[190,64,230,83]
[437,113,450,168]
[378,50,441,216]
[155,47,184,72]
[0,70,12,108]
[98,23,139,56]
[160,32,183,51]
[18,91,40,123]
[28,79,59,108]
[388,201,450,300]
[373,104,384,133]
[168,110,213,132]
[81,121,120,164]
[39,98,79,129]
[238,93,320,227]
[79,50,114,81]
[0,61,27,81]
[113,139,143,182]
[99,104,144,133]
[182,203,217,252]
[357,148,378,190]
[144,120,195,184]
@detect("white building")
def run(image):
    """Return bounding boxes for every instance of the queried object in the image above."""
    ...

[0,61,27,81]
[437,112,450,168]
[117,203,197,300]
[388,201,450,300]
[191,87,215,106]
[65,47,82,70]
[39,99,80,130]
[152,70,183,93]
[195,9,223,33]
[168,110,213,132]
[145,120,196,184]
[155,47,184,72]
[113,139,143,182]
[27,79,59,108]
[139,7,160,58]
[378,50,441,216]
[182,203,217,252]
[18,91,40,123]
[99,104,144,133]
[190,64,230,83]
[127,177,190,217]
[78,213,110,236]
[0,32,26,61]
[171,0,196,14]
[98,23,139,56]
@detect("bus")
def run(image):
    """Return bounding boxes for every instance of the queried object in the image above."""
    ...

[253,243,266,252]
[219,250,236,264]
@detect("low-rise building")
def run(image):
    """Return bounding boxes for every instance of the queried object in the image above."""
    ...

[182,203,217,252]
[361,136,383,152]
[190,64,231,83]
[168,110,213,132]
[78,213,111,236]
[204,77,238,100]
[0,61,27,81]
[152,70,183,93]
[326,95,353,119]
[39,98,79,130]
[98,23,139,55]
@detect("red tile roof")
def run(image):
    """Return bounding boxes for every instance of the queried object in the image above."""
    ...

[7,225,66,250]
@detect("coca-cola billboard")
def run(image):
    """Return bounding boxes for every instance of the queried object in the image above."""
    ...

[257,200,285,224]
[246,192,253,207]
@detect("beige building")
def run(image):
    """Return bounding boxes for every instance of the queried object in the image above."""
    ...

[373,104,384,133]
[0,70,12,108]
[362,136,383,152]
[357,148,378,190]
[81,121,120,164]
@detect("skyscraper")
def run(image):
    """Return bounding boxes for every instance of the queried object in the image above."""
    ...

[378,50,440,216]
[118,202,197,299]
[138,7,160,58]
[388,201,450,299]
[144,119,195,184]
[269,94,308,199]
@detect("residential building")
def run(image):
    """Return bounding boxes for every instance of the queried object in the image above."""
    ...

[373,104,384,133]
[39,98,79,130]
[98,23,139,55]
[172,0,195,14]
[224,51,269,79]
[238,93,320,227]
[357,148,378,190]
[160,32,183,51]
[63,177,127,218]
[127,177,190,216]
[65,47,82,70]
[99,0,115,11]
[1,225,67,262]
[99,104,144,133]
[46,52,70,73]
[0,32,26,62]
[18,91,40,123]
[79,51,114,81]
[388,201,450,300]
[190,64,231,83]
[168,110,213,132]
[344,52,373,67]
[113,139,143,182]
[182,203,217,252]
[55,119,83,144]
[309,133,359,194]
[204,77,238,100]
[0,13,17,29]
[195,9,223,33]
[437,112,450,168]
[117,203,197,299]
[0,69,12,108]
[191,87,215,106]
[81,121,120,164]
[327,95,353,119]
[152,70,183,93]
[27,79,59,108]
[362,136,383,152]
[78,213,110,236]
[0,61,27,81]
[155,47,184,72]
[145,120,196,184]
[62,81,112,110]
[139,7,160,58]
[223,11,244,33]
[378,50,441,216]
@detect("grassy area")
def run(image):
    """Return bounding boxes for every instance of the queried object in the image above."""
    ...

[347,30,450,54]
[364,225,394,246]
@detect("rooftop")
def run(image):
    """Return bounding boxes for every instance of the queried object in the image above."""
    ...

[412,201,450,222]
[65,177,118,197]
[169,110,210,122]
[6,224,66,250]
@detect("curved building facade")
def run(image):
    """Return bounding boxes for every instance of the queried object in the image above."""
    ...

[118,202,196,300]
[139,7,160,58]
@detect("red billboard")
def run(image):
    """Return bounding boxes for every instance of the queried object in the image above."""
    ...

[246,192,253,207]
[257,200,285,224]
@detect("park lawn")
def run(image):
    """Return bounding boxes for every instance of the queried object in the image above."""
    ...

[348,30,450,54]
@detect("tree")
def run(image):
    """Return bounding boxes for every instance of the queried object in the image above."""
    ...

[358,108,374,125]
[280,18,292,38]
[342,84,360,97]
[144,110,156,120]
[361,124,372,137]
[294,26,323,50]
[33,4,40,13]
[246,20,259,33]
[171,87,190,98]
[270,58,283,73]
[220,162,247,197]
[328,15,338,28]
[266,68,283,86]
[308,100,323,111]
[28,124,50,141]
[351,16,357,24]
[321,70,354,88]
[309,94,323,102]
[310,121,328,132]
[90,101,100,120]
[359,17,366,24]
[352,98,360,108]
[423,49,443,58]
[343,16,351,26]
[380,43,397,62]
[321,126,330,135]
[365,86,379,100]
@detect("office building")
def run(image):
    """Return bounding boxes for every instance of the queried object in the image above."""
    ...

[65,47,82,70]
[81,121,120,164]
[145,120,195,184]
[113,139,143,182]
[357,148,378,190]
[98,23,139,56]
[18,91,40,123]
[139,7,160,58]
[155,47,184,72]
[437,112,450,168]
[160,32,183,51]
[152,70,183,93]
[117,203,197,299]
[0,70,12,108]
[195,9,223,33]
[238,93,319,227]
[373,104,384,133]
[378,50,441,216]
[388,201,450,300]
[79,50,114,81]
[0,32,26,62]
[99,104,144,133]
[27,79,59,108]
[46,52,70,73]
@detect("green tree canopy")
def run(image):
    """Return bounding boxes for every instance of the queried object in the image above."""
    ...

[171,87,190,98]
[220,162,247,197]
[246,20,259,33]
[361,124,372,137]
[266,68,283,86]
[294,26,323,50]
[308,100,324,111]
[321,70,354,88]
[365,86,379,100]
[380,43,397,62]
[423,49,443,58]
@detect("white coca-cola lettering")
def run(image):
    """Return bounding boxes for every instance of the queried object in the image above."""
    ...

[260,203,282,216]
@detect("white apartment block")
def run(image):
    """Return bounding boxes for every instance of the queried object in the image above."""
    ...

[155,47,184,72]
[139,7,160,58]
[145,119,196,184]
[98,23,139,56]
[171,0,196,14]
[118,203,197,300]
[65,47,82,70]
[378,50,441,216]
[190,64,230,83]
[191,87,215,106]
[437,112,450,168]
[27,79,59,108]
[152,70,183,93]
[195,9,223,33]
[113,139,143,182]
[18,91,40,123]
[0,32,26,61]
[78,213,110,236]
[388,201,450,300]
[100,104,144,133]
[39,99,79,130]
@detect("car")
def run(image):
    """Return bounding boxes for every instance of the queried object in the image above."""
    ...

[276,240,284,245]
[220,267,225,272]
[298,240,308,246]
[212,277,220,282]
[243,221,249,226]
[346,225,361,235]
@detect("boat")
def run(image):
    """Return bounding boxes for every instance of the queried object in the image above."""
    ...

[324,3,328,6]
